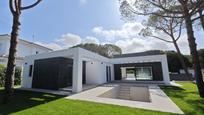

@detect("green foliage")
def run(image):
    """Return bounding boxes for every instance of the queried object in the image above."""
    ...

[0,65,5,87]
[14,67,22,85]
[0,82,203,115]
[0,64,22,87]
[73,43,122,58]
[0,90,172,115]
[166,51,192,73]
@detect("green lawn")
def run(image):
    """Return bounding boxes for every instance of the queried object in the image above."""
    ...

[160,82,204,115]
[0,82,203,115]
[0,89,172,115]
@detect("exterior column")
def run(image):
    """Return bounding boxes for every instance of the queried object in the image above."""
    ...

[161,55,170,85]
[111,65,114,81]
[72,52,83,93]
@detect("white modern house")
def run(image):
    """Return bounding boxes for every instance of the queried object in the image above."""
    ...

[22,47,170,93]
[0,34,52,66]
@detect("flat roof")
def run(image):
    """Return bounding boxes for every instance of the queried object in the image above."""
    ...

[113,50,164,58]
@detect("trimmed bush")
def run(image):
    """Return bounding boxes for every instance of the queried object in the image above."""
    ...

[0,64,22,87]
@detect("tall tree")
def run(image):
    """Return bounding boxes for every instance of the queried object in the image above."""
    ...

[140,15,190,77]
[198,9,204,30]
[73,43,122,58]
[4,0,42,104]
[194,1,204,31]
[166,51,192,73]
[198,49,204,68]
[120,0,204,97]
[103,44,122,57]
[178,0,204,97]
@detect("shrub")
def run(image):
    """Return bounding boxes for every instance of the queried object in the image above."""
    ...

[0,64,22,87]
[0,64,5,87]
[14,67,22,85]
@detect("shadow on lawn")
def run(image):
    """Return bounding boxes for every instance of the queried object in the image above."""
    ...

[160,85,186,98]
[0,89,65,115]
[160,85,204,115]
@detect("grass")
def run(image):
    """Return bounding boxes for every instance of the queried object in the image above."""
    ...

[160,82,204,115]
[0,82,203,115]
[0,89,172,115]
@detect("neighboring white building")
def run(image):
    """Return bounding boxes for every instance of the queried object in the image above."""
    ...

[22,47,170,93]
[0,34,52,66]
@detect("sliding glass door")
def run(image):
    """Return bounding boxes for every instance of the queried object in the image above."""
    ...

[120,66,153,81]
[135,67,153,80]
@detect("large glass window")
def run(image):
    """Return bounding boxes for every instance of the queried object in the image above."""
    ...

[135,67,153,80]
[120,66,153,81]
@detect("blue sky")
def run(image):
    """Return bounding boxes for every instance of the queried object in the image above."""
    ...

[0,0,122,42]
[0,0,204,54]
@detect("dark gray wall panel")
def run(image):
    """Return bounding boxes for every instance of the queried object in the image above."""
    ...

[114,62,163,81]
[32,57,73,90]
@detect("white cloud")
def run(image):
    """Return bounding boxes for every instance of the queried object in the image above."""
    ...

[35,42,62,50]
[92,22,191,54]
[114,35,190,54]
[115,37,171,53]
[83,36,99,44]
[35,22,191,54]
[176,34,190,54]
[55,33,82,48]
[35,33,101,51]
[92,22,143,41]
[79,0,87,6]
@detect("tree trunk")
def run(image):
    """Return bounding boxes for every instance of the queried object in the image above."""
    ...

[184,12,204,97]
[199,10,204,31]
[173,40,190,77]
[3,13,20,104]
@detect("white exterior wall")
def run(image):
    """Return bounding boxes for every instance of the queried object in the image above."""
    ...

[0,38,10,55]
[22,47,170,93]
[0,57,24,67]
[16,40,50,57]
[86,61,103,84]
[21,58,35,88]
[22,48,76,88]
[0,35,52,66]
[86,61,111,85]
[110,54,170,84]
[22,48,110,92]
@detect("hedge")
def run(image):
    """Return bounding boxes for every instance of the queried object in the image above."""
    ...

[0,64,22,87]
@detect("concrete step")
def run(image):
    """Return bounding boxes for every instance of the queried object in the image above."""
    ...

[118,96,130,100]
[120,86,130,89]
[118,86,131,100]
[119,89,130,92]
[119,90,130,94]
[118,93,130,97]
[120,88,130,91]
[118,94,130,97]
[118,94,130,98]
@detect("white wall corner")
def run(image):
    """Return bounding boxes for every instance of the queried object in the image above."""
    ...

[161,55,170,85]
[72,48,83,93]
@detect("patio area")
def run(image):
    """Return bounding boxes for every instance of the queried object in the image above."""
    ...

[66,83,183,114]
